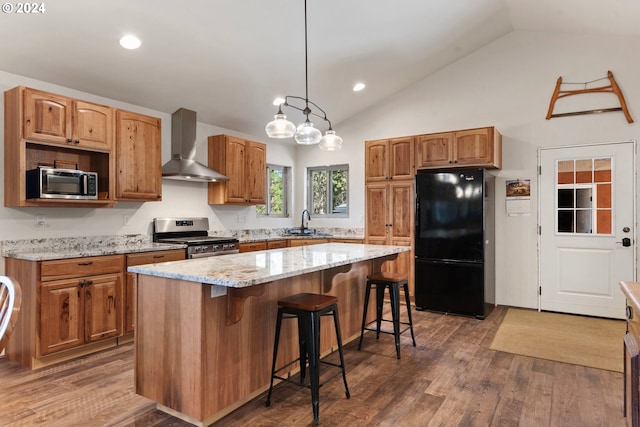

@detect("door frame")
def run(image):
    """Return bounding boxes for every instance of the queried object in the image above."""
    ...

[537,140,637,314]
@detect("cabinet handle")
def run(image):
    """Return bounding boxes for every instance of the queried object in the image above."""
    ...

[77,261,93,266]
[66,138,73,143]
[79,280,85,287]
[627,305,634,320]
[86,280,94,286]
[153,255,165,259]
[74,139,80,144]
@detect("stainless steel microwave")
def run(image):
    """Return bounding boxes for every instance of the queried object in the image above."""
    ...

[26,167,98,200]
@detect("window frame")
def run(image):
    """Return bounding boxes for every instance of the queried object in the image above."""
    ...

[256,164,290,218]
[306,164,349,218]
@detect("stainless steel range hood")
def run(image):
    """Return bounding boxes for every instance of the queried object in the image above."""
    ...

[161,108,229,182]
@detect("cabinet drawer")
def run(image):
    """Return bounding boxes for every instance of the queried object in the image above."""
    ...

[127,249,185,267]
[267,240,288,249]
[240,242,267,252]
[41,255,124,281]
[289,239,329,247]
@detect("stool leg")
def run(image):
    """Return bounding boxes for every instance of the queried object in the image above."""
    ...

[389,283,401,359]
[358,281,372,350]
[403,281,416,347]
[375,283,385,339]
[297,316,307,384]
[332,307,351,399]
[307,311,321,425]
[266,307,284,407]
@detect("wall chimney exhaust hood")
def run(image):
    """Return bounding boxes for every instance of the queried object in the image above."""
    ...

[161,108,229,182]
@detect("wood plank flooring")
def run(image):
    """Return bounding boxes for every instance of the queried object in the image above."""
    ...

[0,305,625,427]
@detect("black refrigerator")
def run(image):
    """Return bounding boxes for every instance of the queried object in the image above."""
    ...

[414,168,495,319]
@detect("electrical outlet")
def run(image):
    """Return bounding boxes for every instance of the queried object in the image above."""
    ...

[36,215,46,227]
[123,215,131,226]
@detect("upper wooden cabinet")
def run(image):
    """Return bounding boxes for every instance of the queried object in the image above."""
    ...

[115,110,162,201]
[4,86,115,207]
[365,137,414,181]
[23,87,113,150]
[415,126,502,170]
[208,134,266,205]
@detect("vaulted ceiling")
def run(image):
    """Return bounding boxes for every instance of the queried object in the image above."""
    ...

[1,0,638,138]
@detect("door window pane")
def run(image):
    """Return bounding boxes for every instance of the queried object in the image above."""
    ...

[555,157,612,235]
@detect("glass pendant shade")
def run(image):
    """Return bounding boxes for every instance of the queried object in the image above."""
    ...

[319,130,343,151]
[294,120,322,145]
[265,113,296,138]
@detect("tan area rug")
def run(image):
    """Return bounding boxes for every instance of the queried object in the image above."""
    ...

[490,308,626,372]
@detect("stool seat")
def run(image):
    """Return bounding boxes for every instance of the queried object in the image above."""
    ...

[278,293,338,311]
[266,292,349,425]
[358,272,416,359]
[366,272,408,283]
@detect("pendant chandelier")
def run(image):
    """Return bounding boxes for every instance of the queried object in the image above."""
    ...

[265,0,343,151]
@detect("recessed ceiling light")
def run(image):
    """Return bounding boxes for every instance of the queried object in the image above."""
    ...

[272,97,285,106]
[119,34,141,50]
[353,82,366,92]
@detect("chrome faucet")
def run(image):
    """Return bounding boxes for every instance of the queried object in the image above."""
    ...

[301,209,311,231]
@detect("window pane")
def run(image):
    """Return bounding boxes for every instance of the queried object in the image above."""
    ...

[269,169,284,214]
[558,210,574,232]
[331,169,348,214]
[575,159,592,184]
[576,210,592,233]
[594,158,612,182]
[596,209,612,234]
[575,188,592,209]
[557,160,574,184]
[557,189,574,208]
[311,170,328,214]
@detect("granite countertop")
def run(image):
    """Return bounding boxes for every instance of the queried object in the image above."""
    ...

[128,243,409,288]
[1,235,185,261]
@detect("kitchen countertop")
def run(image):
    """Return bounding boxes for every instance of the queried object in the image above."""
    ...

[1,235,185,261]
[128,243,409,288]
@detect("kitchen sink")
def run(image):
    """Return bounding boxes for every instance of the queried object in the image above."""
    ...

[283,228,332,237]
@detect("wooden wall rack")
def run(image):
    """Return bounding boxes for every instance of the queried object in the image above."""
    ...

[546,70,633,123]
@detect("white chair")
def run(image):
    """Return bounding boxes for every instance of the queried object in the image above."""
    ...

[0,276,22,353]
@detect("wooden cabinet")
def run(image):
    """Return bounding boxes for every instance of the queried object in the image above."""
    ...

[289,238,329,247]
[124,249,185,334]
[4,86,115,207]
[365,181,414,293]
[621,281,640,427]
[38,255,124,357]
[23,88,113,150]
[115,110,162,201]
[208,134,266,205]
[365,137,414,181]
[415,127,502,170]
[267,240,288,249]
[239,242,267,253]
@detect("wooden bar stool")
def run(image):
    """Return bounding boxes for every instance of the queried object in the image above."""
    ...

[358,272,416,359]
[265,292,350,425]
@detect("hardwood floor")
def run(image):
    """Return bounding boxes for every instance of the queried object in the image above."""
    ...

[0,305,625,427]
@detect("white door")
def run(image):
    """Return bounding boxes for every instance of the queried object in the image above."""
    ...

[539,141,636,319]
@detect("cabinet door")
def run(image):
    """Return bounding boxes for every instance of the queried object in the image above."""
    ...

[39,279,84,356]
[267,240,288,249]
[365,140,389,181]
[115,110,162,201]
[224,136,248,203]
[625,333,640,427]
[365,183,389,244]
[73,101,113,150]
[23,88,72,145]
[84,273,123,343]
[415,132,453,169]
[389,181,414,241]
[454,128,494,166]
[245,141,266,204]
[389,137,414,179]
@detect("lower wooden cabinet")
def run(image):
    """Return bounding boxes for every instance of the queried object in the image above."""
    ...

[289,239,329,247]
[239,242,267,253]
[267,240,288,249]
[38,255,124,357]
[621,281,640,427]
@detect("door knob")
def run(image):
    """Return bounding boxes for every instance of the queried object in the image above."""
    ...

[617,237,632,247]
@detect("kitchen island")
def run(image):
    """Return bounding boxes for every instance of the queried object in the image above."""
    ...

[128,243,410,426]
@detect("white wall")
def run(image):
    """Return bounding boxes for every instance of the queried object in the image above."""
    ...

[0,71,298,243]
[299,30,639,309]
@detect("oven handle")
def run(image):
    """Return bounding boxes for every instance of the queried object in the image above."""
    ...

[189,249,240,259]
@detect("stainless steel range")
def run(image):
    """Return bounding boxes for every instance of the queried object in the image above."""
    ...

[153,217,239,258]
